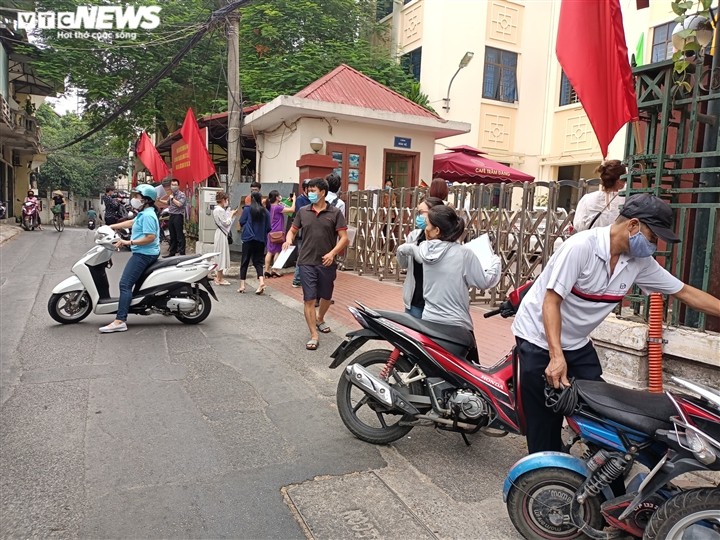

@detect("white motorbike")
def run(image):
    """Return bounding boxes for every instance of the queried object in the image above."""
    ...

[48,226,219,325]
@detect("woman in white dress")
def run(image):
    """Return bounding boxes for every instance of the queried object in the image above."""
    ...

[573,160,626,232]
[212,191,238,285]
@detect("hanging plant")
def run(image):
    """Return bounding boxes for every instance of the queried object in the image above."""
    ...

[670,0,714,95]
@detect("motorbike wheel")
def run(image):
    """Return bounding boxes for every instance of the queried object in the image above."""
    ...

[643,488,720,540]
[336,349,421,445]
[22,218,30,231]
[48,291,92,324]
[174,290,212,324]
[506,467,605,540]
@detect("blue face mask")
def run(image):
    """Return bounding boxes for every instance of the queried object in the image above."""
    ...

[415,215,426,230]
[628,230,657,258]
[308,192,319,203]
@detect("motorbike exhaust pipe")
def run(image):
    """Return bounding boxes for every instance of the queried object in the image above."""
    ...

[345,364,419,416]
[415,414,477,431]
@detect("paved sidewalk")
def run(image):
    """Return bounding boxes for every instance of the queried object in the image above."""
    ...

[260,268,516,366]
[0,224,21,246]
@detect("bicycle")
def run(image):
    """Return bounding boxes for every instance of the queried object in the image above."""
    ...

[52,205,64,232]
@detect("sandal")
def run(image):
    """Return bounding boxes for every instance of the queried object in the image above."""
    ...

[305,339,319,351]
[316,321,331,334]
[271,271,282,278]
[264,272,273,278]
[255,285,265,295]
[237,287,245,293]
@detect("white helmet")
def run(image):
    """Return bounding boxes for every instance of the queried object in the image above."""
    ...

[94,225,117,246]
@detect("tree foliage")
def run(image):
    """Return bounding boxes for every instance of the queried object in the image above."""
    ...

[16,0,420,144]
[35,103,126,196]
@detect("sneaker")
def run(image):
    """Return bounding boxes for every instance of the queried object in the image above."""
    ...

[99,321,127,333]
[292,281,301,288]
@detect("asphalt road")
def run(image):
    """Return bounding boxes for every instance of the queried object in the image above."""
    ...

[0,227,525,539]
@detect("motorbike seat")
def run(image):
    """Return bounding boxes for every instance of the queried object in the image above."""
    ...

[575,380,676,436]
[134,255,198,292]
[375,310,475,359]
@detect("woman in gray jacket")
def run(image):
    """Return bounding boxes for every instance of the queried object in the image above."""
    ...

[397,196,444,318]
[397,205,501,352]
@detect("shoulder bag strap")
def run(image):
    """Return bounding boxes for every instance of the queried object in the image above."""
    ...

[587,193,619,229]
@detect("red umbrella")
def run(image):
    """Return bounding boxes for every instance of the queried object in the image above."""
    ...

[433,145,534,183]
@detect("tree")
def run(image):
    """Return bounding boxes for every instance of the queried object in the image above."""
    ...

[16,0,421,144]
[35,103,126,197]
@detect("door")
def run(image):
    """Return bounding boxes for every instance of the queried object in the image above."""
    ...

[383,151,420,188]
[326,143,366,193]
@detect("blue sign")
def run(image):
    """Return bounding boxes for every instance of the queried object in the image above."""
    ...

[394,137,411,149]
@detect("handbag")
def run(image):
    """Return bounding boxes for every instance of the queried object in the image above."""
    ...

[269,231,284,244]
[212,210,233,244]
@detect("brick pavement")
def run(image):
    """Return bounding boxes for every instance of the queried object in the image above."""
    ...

[263,268,516,366]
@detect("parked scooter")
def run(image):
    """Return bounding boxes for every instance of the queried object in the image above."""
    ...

[48,225,219,325]
[0,200,6,220]
[87,218,96,230]
[20,199,40,230]
[158,208,170,244]
[503,376,720,539]
[329,284,535,446]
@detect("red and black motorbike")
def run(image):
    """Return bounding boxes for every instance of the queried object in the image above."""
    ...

[21,199,40,231]
[329,284,533,445]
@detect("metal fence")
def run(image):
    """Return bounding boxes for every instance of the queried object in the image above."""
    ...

[623,59,720,332]
[343,180,598,305]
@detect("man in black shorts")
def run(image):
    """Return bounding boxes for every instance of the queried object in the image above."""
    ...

[283,177,348,350]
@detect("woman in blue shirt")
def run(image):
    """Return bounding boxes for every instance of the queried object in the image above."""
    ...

[238,191,271,294]
[100,184,160,333]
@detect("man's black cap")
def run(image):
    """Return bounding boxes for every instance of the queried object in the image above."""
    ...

[620,194,680,243]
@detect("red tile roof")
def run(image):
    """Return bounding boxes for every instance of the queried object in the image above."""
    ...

[294,64,439,119]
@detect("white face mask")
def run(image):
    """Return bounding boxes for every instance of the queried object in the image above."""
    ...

[130,198,143,210]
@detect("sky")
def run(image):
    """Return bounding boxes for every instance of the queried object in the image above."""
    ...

[45,87,84,115]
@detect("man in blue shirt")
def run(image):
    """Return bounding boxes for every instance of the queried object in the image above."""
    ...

[292,178,312,287]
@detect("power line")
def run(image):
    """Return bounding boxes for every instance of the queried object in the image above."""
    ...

[48,0,253,151]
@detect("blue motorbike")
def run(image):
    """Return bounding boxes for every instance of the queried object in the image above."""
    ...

[503,377,720,539]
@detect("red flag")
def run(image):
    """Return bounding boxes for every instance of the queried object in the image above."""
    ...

[556,0,639,158]
[179,108,216,183]
[136,131,170,181]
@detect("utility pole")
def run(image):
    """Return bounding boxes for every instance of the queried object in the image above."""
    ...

[226,9,242,191]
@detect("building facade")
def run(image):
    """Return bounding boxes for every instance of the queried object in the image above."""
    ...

[381,0,684,207]
[0,17,55,218]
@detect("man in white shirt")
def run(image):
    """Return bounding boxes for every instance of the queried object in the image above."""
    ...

[325,173,346,216]
[513,194,720,454]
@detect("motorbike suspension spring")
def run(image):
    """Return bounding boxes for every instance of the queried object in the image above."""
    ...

[379,348,401,380]
[579,455,627,500]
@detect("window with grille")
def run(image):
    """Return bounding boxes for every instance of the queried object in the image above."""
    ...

[482,47,518,103]
[651,21,675,63]
[559,71,579,106]
[376,0,412,20]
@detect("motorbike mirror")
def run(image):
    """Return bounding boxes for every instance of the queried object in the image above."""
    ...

[94,225,118,246]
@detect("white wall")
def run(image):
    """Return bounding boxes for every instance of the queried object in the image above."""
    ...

[257,117,438,190]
